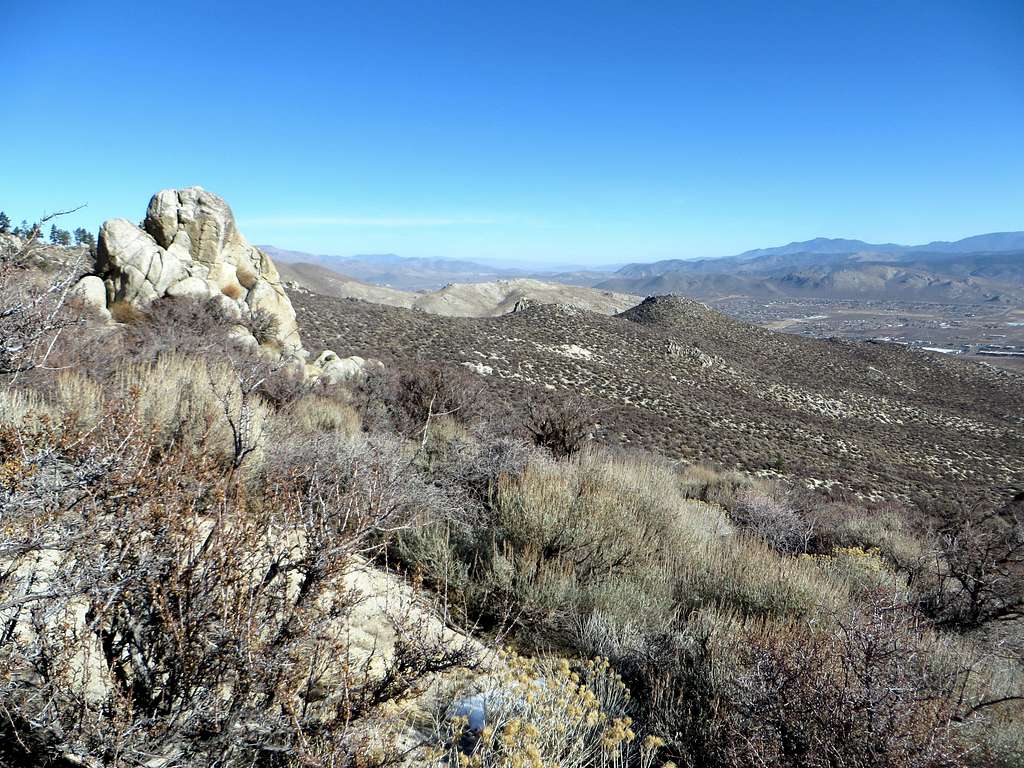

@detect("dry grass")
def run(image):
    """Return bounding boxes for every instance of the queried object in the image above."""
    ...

[111,354,270,464]
[0,387,53,428]
[54,370,104,429]
[283,393,362,436]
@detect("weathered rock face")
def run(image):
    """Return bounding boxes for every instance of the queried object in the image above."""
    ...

[86,187,303,356]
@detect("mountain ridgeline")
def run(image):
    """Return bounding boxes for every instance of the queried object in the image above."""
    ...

[264,231,1024,307]
[601,232,1024,303]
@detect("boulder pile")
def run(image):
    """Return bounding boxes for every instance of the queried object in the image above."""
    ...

[74,186,302,357]
[72,187,377,380]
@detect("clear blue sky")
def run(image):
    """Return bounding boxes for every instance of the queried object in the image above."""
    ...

[2,0,1022,265]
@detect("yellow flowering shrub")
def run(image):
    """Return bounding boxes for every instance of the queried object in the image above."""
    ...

[422,651,663,768]
[802,545,903,598]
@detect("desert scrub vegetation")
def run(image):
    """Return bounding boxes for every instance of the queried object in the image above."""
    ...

[2,246,1022,767]
[388,428,1024,766]
[0,215,86,377]
[0,361,484,766]
[292,291,1024,506]
[0,264,482,763]
[394,446,877,643]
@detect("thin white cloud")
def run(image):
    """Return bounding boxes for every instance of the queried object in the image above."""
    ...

[240,214,499,228]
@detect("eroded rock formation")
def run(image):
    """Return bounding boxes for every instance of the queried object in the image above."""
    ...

[71,186,387,382]
[80,186,303,357]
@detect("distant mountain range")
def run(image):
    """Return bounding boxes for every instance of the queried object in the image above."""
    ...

[263,231,1024,305]
[259,246,614,290]
[601,232,1024,304]
[615,232,1024,279]
[734,231,1024,260]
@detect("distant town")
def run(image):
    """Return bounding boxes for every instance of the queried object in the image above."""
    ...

[711,296,1024,369]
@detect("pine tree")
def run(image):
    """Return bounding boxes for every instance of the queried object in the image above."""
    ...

[0,211,10,233]
[73,227,96,248]
[49,225,71,246]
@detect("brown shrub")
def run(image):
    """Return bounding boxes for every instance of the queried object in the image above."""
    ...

[221,282,243,299]
[244,306,280,344]
[713,604,971,768]
[919,501,1024,629]
[615,603,973,768]
[388,362,487,435]
[108,297,146,324]
[0,376,474,767]
[728,488,814,554]
[524,394,595,459]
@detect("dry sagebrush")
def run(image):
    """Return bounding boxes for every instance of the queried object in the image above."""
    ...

[0,358,476,767]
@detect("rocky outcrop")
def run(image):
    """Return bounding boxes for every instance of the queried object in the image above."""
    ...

[310,351,384,384]
[69,187,387,383]
[82,187,304,357]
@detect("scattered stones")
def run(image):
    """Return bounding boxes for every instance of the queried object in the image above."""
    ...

[461,361,494,376]
[292,293,1024,504]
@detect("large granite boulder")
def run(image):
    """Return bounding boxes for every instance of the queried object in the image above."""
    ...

[82,187,303,357]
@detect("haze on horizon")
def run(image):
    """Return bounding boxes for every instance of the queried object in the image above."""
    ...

[2,0,1022,267]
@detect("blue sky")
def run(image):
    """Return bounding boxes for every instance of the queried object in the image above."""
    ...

[2,0,1022,265]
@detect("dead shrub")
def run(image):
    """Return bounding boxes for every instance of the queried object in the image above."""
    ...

[0,217,84,376]
[0,385,474,767]
[388,363,486,435]
[114,296,235,362]
[244,306,280,345]
[613,602,976,768]
[524,394,594,459]
[729,487,813,554]
[919,500,1024,630]
[715,603,971,768]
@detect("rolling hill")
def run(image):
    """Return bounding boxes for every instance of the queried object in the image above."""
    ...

[277,260,641,317]
[292,292,1024,506]
[597,263,1024,303]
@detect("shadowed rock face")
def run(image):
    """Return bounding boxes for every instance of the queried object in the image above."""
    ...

[90,186,303,356]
